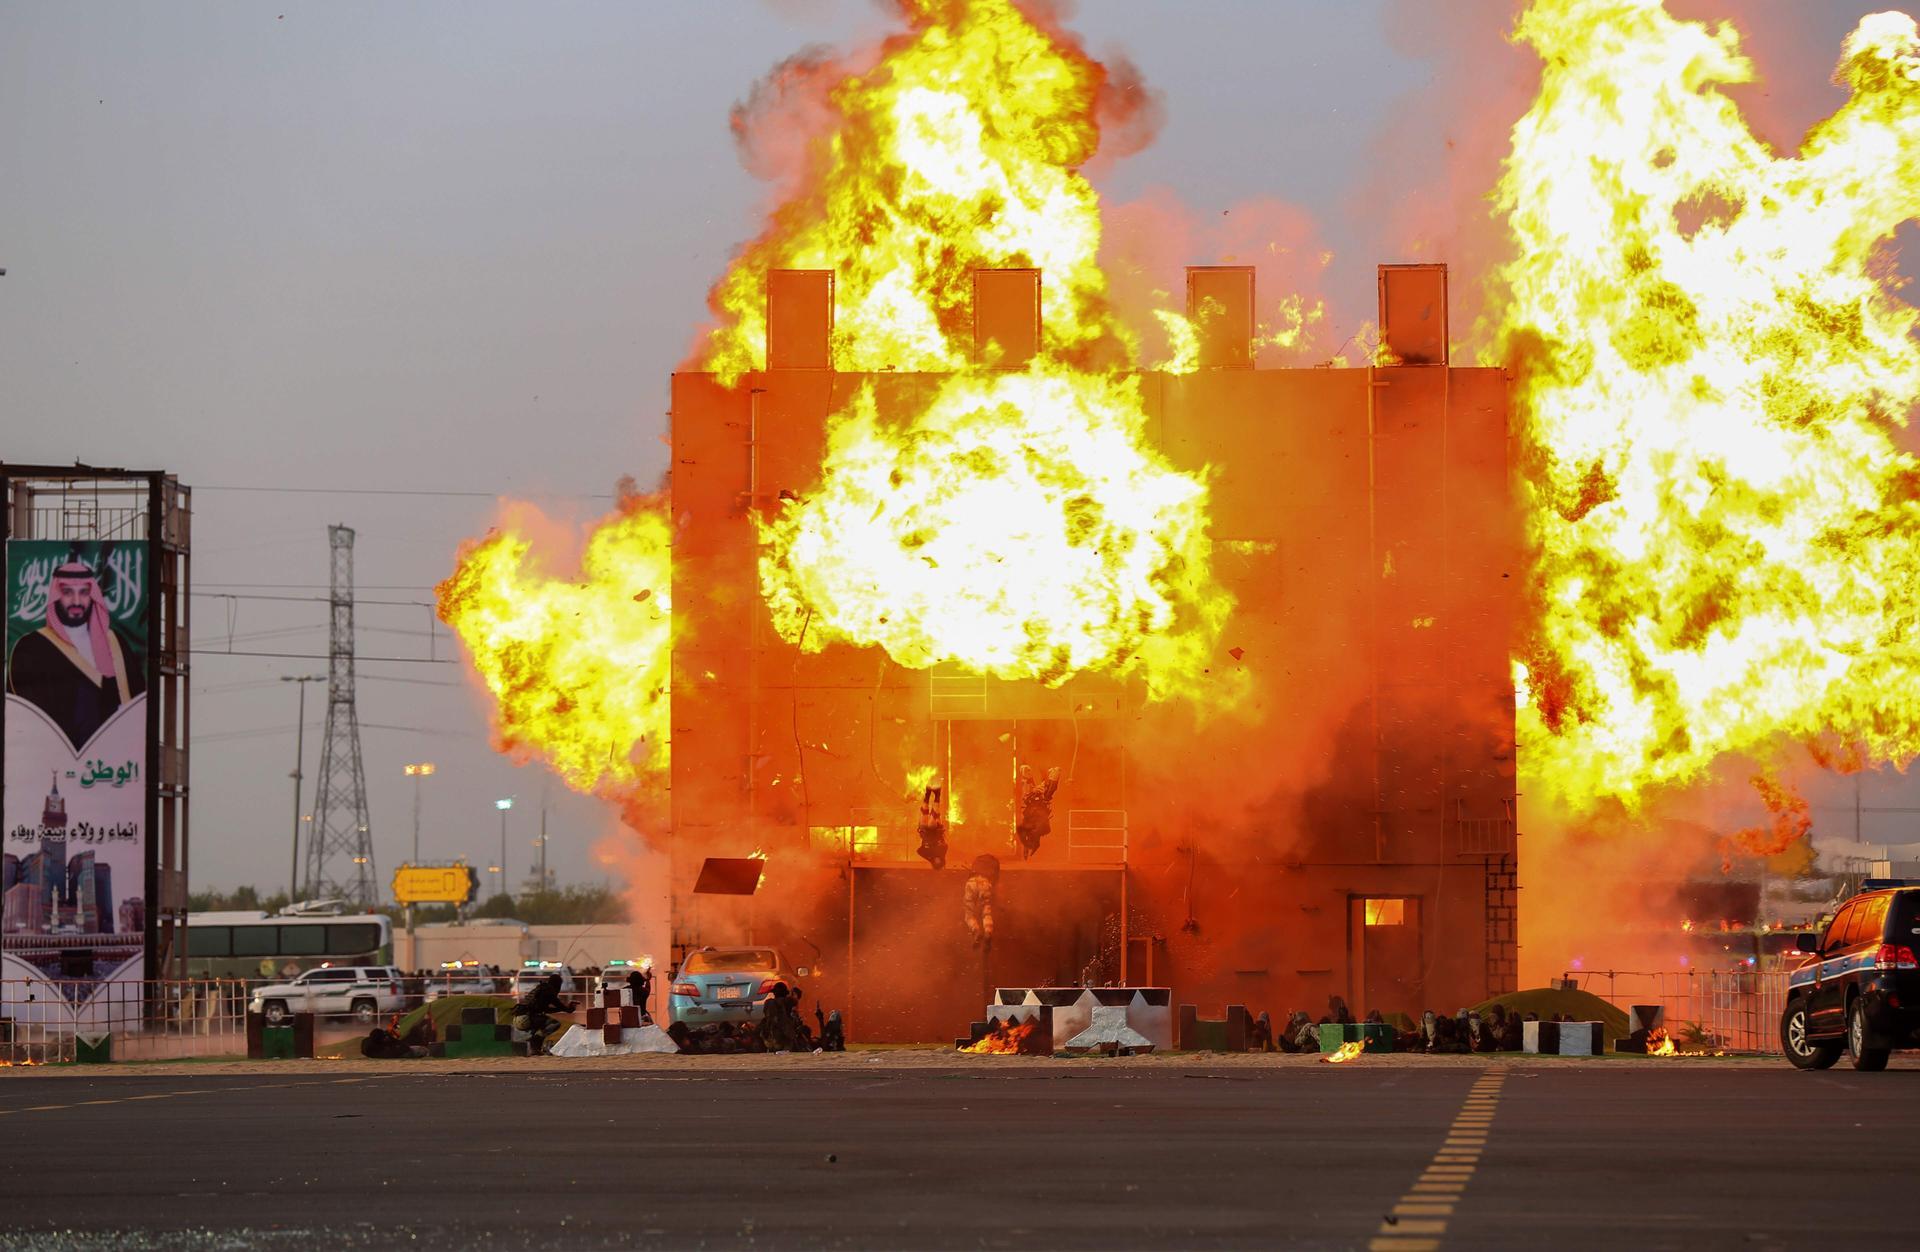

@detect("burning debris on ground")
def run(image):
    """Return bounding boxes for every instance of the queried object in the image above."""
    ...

[959,1017,1042,1055]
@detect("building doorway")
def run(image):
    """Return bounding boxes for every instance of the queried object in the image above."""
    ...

[1349,896,1423,1019]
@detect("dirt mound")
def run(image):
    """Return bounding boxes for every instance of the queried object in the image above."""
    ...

[1470,988,1629,1041]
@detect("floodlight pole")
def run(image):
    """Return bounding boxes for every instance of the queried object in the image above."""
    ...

[282,675,324,904]
[495,798,514,904]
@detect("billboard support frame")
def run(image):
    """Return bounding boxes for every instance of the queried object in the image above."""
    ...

[1,464,191,985]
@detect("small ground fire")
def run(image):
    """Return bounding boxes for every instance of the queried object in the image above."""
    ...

[961,1018,1039,1055]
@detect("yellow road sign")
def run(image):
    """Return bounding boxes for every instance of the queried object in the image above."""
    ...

[392,863,477,905]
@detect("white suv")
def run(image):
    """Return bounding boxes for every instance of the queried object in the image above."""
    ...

[249,966,406,1025]
[509,963,577,999]
[424,964,502,1001]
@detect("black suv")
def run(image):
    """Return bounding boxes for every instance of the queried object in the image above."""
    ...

[1781,882,1920,1071]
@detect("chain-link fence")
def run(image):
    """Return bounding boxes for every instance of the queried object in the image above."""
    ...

[1562,968,1789,1053]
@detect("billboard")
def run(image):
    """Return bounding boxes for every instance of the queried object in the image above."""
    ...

[2,540,150,987]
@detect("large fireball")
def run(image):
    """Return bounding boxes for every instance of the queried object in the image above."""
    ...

[700,0,1138,384]
[1496,0,1920,812]
[758,365,1233,701]
[436,497,674,799]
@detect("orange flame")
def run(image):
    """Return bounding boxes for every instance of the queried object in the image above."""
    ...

[1320,1040,1365,1064]
[717,1,1234,701]
[447,0,1239,792]
[1647,1028,1676,1058]
[961,1017,1038,1054]
[436,492,673,803]
[699,0,1137,385]
[1497,1,1920,812]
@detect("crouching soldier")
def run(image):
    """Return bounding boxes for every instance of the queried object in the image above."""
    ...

[512,973,575,1056]
[760,983,806,1051]
[1289,1010,1319,1053]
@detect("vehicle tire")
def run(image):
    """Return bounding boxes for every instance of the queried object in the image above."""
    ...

[1847,998,1891,1072]
[262,1000,290,1027]
[1781,1000,1841,1070]
[351,998,378,1026]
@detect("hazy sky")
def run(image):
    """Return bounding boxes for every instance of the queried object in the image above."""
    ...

[2,1,1912,892]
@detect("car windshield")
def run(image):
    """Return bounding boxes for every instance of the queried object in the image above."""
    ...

[686,949,776,973]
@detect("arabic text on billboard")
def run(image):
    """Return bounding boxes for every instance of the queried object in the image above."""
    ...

[3,540,149,986]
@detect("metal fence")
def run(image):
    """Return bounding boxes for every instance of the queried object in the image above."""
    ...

[1,979,256,1064]
[1562,968,1789,1054]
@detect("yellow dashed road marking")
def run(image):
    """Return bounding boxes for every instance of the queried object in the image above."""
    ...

[1375,1069,1506,1248]
[0,1076,379,1117]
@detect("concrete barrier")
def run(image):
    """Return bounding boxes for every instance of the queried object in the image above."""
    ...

[1178,1004,1252,1052]
[1318,1022,1395,1053]
[1523,1020,1604,1055]
[245,1010,314,1060]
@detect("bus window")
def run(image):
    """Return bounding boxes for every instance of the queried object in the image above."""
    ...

[186,927,231,957]
[278,926,327,955]
[328,923,381,955]
[232,926,277,957]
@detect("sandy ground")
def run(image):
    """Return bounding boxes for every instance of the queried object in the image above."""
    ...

[0,1043,1790,1078]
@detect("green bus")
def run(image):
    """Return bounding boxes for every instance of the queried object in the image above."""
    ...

[186,910,394,979]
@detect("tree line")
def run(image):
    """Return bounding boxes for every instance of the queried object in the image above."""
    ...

[185,883,630,926]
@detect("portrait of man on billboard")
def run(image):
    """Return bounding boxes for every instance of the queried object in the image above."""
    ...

[5,557,147,751]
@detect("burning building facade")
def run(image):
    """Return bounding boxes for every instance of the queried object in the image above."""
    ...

[666,262,1517,1041]
[438,0,1920,1036]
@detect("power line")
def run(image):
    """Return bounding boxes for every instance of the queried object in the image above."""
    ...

[195,721,321,744]
[193,590,434,607]
[219,626,323,644]
[194,678,288,696]
[192,651,451,665]
[360,625,439,638]
[194,672,458,690]
[197,582,443,591]
[194,720,472,744]
[198,484,612,500]
[361,722,479,738]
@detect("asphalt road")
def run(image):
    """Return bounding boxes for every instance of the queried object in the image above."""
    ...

[0,1059,1912,1250]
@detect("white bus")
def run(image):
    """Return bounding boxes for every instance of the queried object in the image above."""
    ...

[185,910,394,980]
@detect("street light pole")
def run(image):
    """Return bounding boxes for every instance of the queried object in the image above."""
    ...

[495,798,514,903]
[401,763,435,969]
[403,763,436,865]
[281,675,324,905]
